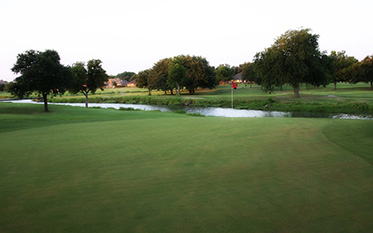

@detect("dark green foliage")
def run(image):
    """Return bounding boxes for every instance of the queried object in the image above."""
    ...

[216,64,233,81]
[135,69,152,95]
[150,58,172,93]
[10,49,73,112]
[115,71,136,81]
[70,59,108,107]
[328,51,358,89]
[168,58,188,96]
[254,29,328,97]
[353,55,373,89]
[241,62,259,85]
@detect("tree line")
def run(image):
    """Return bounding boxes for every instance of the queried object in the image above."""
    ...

[8,28,373,111]
[217,29,373,97]
[133,28,372,98]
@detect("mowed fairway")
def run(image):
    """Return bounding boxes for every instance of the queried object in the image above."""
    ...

[0,103,372,233]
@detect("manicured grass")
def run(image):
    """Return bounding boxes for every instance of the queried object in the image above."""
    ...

[0,103,372,232]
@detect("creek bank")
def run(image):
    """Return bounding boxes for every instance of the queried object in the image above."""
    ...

[48,96,373,115]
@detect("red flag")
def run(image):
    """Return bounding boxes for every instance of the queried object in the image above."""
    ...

[232,82,237,89]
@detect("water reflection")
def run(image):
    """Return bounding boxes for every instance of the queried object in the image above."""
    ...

[4,99,373,120]
[185,107,291,118]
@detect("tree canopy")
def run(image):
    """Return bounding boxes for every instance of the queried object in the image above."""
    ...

[168,59,187,96]
[70,59,108,107]
[115,71,136,81]
[254,28,328,97]
[150,58,171,94]
[10,49,72,112]
[216,64,233,82]
[328,51,358,89]
[136,55,216,95]
[353,55,373,89]
[135,69,152,95]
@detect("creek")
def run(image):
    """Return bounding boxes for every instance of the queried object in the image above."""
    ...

[4,99,373,120]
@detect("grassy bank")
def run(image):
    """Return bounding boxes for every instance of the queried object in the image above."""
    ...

[44,83,373,114]
[0,102,372,232]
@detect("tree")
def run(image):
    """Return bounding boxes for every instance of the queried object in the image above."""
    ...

[136,69,152,95]
[176,55,217,94]
[254,28,328,97]
[4,82,14,92]
[353,55,373,89]
[115,71,136,81]
[168,58,187,95]
[10,49,72,112]
[216,64,233,82]
[150,58,172,94]
[253,47,283,93]
[241,62,259,88]
[329,51,358,89]
[70,59,108,108]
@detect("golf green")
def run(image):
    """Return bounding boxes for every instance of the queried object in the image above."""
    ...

[0,103,372,232]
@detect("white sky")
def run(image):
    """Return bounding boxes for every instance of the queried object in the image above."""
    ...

[1,0,372,82]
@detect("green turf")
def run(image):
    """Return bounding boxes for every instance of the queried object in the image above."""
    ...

[0,103,372,232]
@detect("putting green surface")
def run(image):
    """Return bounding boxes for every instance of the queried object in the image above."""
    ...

[0,103,372,232]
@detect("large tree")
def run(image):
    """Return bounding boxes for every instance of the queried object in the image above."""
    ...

[135,69,152,95]
[241,62,259,87]
[168,59,187,96]
[176,55,217,94]
[329,51,358,89]
[150,58,172,94]
[216,64,233,82]
[254,28,328,97]
[353,55,373,89]
[70,59,108,108]
[10,49,72,112]
[254,47,284,93]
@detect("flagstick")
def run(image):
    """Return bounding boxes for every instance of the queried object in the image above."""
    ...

[231,83,234,121]
[231,86,233,109]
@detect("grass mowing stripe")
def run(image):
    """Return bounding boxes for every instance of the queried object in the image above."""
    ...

[323,119,373,165]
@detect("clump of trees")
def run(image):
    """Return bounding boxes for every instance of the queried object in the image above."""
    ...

[244,28,373,97]
[253,28,329,97]
[328,51,358,90]
[216,64,233,82]
[9,49,109,111]
[113,71,136,81]
[135,55,217,95]
[353,55,373,89]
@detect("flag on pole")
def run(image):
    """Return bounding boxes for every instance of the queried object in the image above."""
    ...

[232,82,237,89]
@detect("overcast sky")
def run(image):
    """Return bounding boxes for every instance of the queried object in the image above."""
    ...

[1,0,372,82]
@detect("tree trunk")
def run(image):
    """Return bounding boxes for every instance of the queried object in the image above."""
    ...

[292,85,300,98]
[177,83,180,96]
[170,89,173,95]
[371,81,373,90]
[85,94,89,108]
[43,93,49,112]
[334,82,337,90]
